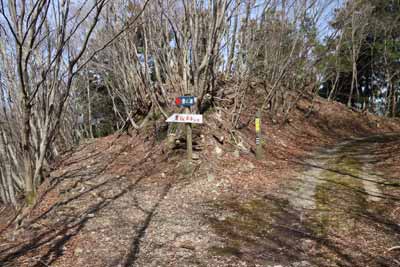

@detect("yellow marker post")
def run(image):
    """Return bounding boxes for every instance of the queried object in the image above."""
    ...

[255,118,261,133]
[255,111,262,160]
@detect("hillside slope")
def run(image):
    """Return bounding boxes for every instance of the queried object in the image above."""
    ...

[0,96,399,267]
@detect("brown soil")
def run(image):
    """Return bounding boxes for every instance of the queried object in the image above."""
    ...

[0,96,399,267]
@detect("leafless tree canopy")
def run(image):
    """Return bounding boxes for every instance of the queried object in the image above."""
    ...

[0,0,398,205]
[0,0,147,205]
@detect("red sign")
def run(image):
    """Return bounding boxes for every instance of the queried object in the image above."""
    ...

[175,97,182,106]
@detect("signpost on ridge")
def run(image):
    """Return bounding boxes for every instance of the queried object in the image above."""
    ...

[166,96,203,162]
[185,106,193,162]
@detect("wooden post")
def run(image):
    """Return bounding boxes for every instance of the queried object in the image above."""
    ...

[255,111,262,160]
[186,107,193,162]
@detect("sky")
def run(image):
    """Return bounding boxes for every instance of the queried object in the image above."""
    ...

[249,0,344,41]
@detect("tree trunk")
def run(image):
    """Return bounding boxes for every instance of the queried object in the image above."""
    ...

[226,0,239,75]
[22,103,35,205]
[87,78,94,138]
[391,84,397,117]
[348,42,358,108]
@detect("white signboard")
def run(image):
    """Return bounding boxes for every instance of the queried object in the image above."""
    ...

[166,113,203,124]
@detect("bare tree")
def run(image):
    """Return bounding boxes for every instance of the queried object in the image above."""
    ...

[347,1,372,107]
[0,0,148,205]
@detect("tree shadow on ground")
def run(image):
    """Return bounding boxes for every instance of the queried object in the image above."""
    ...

[206,133,400,267]
[0,135,168,267]
[206,192,398,267]
[120,182,173,267]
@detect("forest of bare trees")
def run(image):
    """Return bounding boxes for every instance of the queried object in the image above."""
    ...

[0,0,399,206]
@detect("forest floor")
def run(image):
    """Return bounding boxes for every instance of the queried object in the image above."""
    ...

[1,97,400,267]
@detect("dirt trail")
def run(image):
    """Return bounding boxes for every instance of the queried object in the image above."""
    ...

[279,134,400,266]
[288,136,389,211]
[207,134,400,267]
[1,134,399,267]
